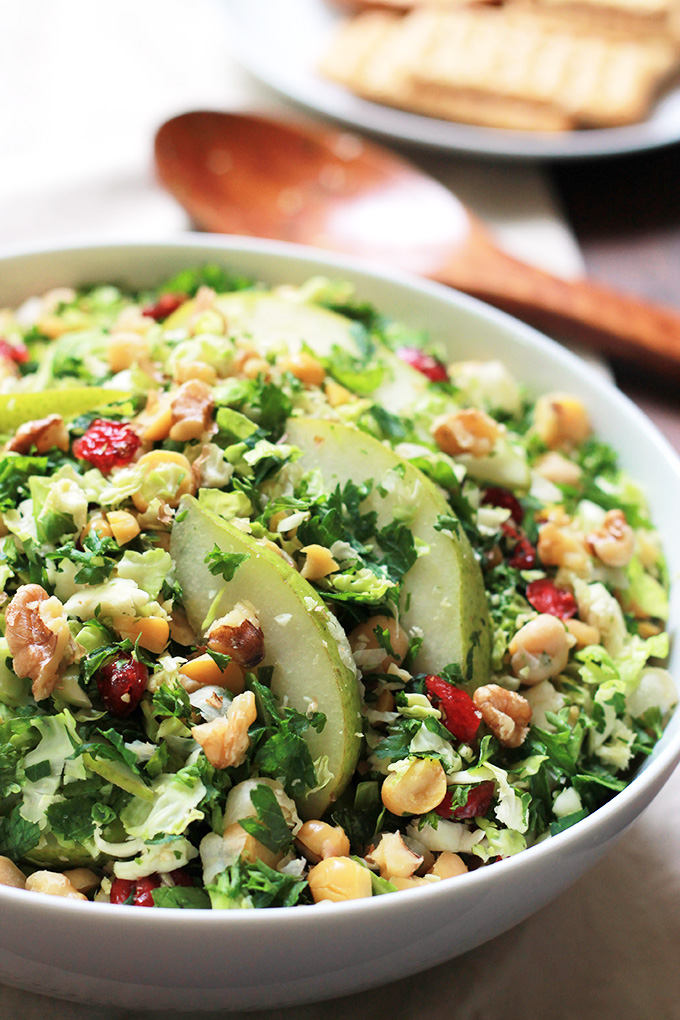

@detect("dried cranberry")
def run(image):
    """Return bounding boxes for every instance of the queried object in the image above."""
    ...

[482,486,523,527]
[110,873,161,907]
[141,292,187,321]
[502,522,537,570]
[526,577,577,620]
[168,868,193,887]
[435,781,495,820]
[396,347,449,383]
[453,781,495,819]
[425,675,482,744]
[0,338,29,364]
[96,655,148,718]
[72,419,141,473]
[110,877,134,905]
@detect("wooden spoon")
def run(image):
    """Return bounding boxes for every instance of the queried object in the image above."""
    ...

[155,111,680,375]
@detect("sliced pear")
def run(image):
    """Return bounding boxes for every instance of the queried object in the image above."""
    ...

[0,388,132,434]
[167,290,428,413]
[458,439,531,490]
[171,496,362,818]
[286,418,491,686]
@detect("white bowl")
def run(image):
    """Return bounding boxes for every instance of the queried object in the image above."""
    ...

[1,236,679,1012]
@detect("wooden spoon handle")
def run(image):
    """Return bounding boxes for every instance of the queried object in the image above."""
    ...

[436,227,680,376]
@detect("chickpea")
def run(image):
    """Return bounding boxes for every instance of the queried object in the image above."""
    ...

[174,361,218,386]
[81,513,113,543]
[132,450,196,513]
[0,856,26,889]
[348,614,409,673]
[509,614,574,684]
[242,356,271,380]
[587,509,635,568]
[431,408,501,459]
[222,822,282,871]
[428,852,468,880]
[534,393,590,450]
[381,758,447,816]
[296,820,350,864]
[307,857,373,903]
[25,871,88,900]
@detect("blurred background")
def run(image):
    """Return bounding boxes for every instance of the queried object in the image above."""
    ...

[2,1,680,1018]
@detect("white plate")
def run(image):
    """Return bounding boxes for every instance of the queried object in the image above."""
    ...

[226,0,680,160]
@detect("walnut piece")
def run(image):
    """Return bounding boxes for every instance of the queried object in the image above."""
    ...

[191,690,257,769]
[5,584,80,701]
[473,684,532,748]
[5,414,69,455]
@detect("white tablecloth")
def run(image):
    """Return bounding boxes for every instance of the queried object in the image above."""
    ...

[1,2,678,1017]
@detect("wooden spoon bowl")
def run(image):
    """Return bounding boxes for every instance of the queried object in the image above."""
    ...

[155,110,680,375]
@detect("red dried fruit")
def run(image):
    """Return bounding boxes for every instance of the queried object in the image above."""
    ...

[0,338,29,364]
[72,419,141,473]
[435,780,495,820]
[96,655,148,718]
[396,347,449,383]
[141,292,187,321]
[425,675,482,744]
[110,873,161,907]
[502,522,537,570]
[482,486,523,526]
[526,577,577,620]
[453,780,495,819]
[168,868,193,887]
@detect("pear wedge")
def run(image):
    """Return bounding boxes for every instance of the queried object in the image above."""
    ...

[167,290,428,413]
[286,418,491,686]
[0,388,132,434]
[171,496,362,818]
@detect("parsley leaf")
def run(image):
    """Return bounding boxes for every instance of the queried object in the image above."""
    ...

[239,784,294,855]
[0,807,41,860]
[251,680,325,798]
[204,545,250,582]
[152,886,211,909]
[208,859,308,909]
[50,531,124,584]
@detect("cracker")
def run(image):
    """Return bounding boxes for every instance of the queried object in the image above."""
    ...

[318,11,402,88]
[512,0,680,43]
[411,7,679,126]
[319,4,680,129]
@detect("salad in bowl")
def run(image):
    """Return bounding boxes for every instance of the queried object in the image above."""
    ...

[0,258,674,913]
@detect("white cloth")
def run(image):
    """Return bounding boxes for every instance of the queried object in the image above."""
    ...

[0,2,675,1018]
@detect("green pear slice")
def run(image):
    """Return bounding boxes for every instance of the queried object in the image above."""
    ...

[167,290,428,413]
[286,418,491,686]
[0,388,132,434]
[171,496,362,818]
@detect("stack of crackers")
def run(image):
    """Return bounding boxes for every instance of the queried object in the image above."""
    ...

[320,0,680,130]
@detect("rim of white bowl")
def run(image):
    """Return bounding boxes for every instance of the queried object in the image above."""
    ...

[0,233,679,925]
